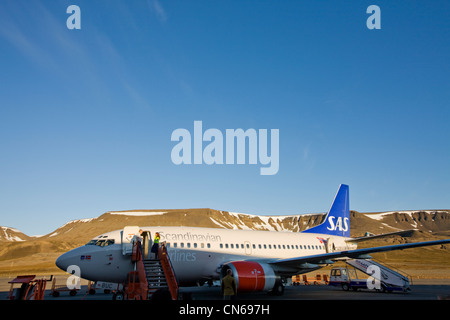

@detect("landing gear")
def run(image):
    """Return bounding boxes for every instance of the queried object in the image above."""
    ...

[112,291,124,300]
[270,281,285,296]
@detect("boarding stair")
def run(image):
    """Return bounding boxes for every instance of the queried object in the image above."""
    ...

[346,258,412,292]
[7,275,51,300]
[143,258,169,296]
[122,229,179,300]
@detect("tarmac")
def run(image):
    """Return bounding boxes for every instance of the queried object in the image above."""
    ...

[1,276,449,301]
[1,277,448,319]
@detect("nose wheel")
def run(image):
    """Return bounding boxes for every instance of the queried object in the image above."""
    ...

[112,291,124,300]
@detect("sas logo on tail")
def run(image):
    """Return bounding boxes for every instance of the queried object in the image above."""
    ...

[326,216,349,232]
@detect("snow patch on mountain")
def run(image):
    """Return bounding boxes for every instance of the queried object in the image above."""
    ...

[108,211,168,216]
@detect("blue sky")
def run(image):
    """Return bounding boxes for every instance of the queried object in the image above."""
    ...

[0,1,449,236]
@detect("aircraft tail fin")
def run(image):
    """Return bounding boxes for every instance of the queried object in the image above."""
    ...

[302,184,350,237]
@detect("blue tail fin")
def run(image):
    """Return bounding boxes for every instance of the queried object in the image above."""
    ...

[302,184,350,237]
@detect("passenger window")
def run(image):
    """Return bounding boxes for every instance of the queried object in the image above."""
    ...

[231,244,234,249]
[174,243,178,248]
[207,243,211,248]
[180,243,184,248]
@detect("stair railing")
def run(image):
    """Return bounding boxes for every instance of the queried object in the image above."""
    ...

[158,242,179,300]
[131,240,149,299]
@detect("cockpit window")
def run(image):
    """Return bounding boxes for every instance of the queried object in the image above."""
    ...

[85,239,115,246]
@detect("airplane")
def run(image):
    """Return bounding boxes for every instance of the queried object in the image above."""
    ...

[55,184,450,295]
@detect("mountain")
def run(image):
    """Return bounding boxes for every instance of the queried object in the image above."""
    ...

[2,209,450,244]
[0,227,32,242]
[39,209,327,243]
[0,209,449,277]
[4,208,449,242]
[353,210,450,238]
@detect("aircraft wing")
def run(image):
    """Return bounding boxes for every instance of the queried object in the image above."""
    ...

[271,238,450,268]
[345,229,416,243]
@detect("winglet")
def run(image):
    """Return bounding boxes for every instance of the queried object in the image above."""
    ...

[302,184,350,237]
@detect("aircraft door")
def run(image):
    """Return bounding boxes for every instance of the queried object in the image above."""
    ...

[141,231,152,259]
[325,238,333,253]
[121,226,141,255]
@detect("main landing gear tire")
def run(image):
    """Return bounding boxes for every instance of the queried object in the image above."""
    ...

[270,282,285,296]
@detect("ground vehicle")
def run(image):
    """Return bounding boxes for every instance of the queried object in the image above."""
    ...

[329,259,411,293]
[329,267,370,291]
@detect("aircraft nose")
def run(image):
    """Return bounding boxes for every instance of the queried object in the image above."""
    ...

[55,249,80,272]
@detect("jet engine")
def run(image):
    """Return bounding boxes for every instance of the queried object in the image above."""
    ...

[221,261,283,294]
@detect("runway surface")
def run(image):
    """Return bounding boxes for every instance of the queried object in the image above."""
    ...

[2,279,448,319]
[2,279,449,301]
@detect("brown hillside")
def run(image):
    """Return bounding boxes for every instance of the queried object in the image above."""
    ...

[0,209,449,277]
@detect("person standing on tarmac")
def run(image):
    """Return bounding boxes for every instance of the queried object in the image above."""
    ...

[221,269,237,300]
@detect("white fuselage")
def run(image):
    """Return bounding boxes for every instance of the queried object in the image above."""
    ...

[56,226,356,284]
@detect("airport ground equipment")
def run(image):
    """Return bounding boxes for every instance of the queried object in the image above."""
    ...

[50,276,96,297]
[303,274,321,285]
[50,275,79,297]
[115,228,179,300]
[292,273,329,285]
[329,258,411,293]
[93,281,123,294]
[8,275,52,300]
[322,274,329,285]
[346,258,411,292]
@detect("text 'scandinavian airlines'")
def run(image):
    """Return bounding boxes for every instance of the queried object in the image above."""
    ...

[56,185,450,294]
